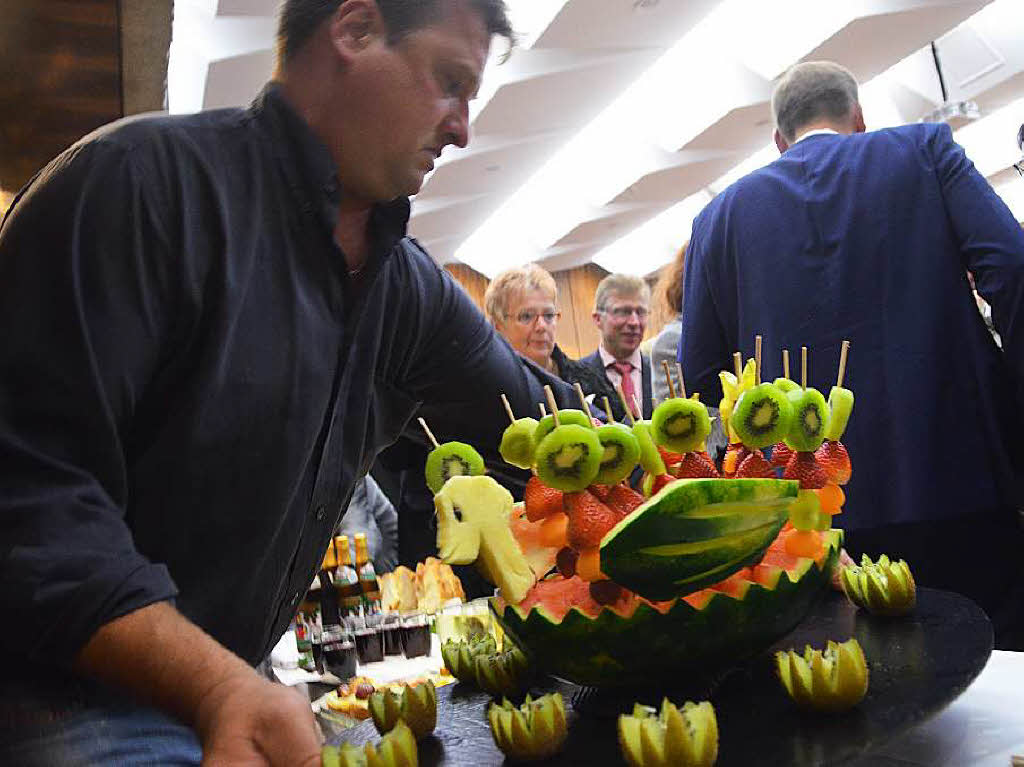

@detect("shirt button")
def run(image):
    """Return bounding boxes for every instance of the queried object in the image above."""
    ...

[315,505,327,521]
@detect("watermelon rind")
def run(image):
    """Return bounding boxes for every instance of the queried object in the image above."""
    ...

[600,478,797,600]
[493,530,842,688]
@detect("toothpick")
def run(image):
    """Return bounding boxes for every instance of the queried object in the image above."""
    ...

[837,340,850,388]
[733,352,743,379]
[417,417,440,449]
[538,403,547,418]
[632,393,643,420]
[603,396,616,424]
[783,349,790,380]
[615,382,636,426]
[661,360,677,399]
[675,362,687,399]
[500,393,515,424]
[574,382,594,422]
[801,346,808,390]
[544,385,560,427]
[755,335,762,386]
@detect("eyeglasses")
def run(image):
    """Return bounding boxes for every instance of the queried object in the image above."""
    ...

[514,309,561,326]
[600,306,649,320]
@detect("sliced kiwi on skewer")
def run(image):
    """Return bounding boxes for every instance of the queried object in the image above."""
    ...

[732,383,794,449]
[772,377,800,393]
[650,397,711,454]
[534,424,603,492]
[499,417,539,469]
[631,420,667,476]
[825,387,854,440]
[785,388,830,452]
[533,409,592,445]
[593,423,641,485]
[425,441,485,493]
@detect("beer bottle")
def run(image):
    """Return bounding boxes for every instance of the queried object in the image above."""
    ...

[354,533,382,615]
[317,544,341,629]
[333,535,363,618]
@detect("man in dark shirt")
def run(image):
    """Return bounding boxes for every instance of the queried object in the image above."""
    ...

[681,61,1024,649]
[0,1,576,764]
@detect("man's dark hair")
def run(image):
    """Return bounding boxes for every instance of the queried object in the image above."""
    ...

[277,0,513,64]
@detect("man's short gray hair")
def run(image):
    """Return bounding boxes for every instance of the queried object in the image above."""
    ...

[771,61,860,144]
[594,273,650,313]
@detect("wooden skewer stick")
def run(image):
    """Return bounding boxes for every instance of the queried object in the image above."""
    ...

[574,382,594,422]
[544,385,561,427]
[733,352,743,379]
[603,396,616,424]
[837,340,850,388]
[632,393,643,420]
[615,382,636,426]
[755,335,762,386]
[500,393,515,424]
[661,360,677,399]
[675,362,687,399]
[783,349,790,380]
[539,403,547,418]
[801,346,808,390]
[417,417,440,449]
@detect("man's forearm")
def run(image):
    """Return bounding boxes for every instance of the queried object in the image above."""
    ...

[74,600,257,729]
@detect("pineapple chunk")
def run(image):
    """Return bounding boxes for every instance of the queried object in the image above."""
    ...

[435,476,537,604]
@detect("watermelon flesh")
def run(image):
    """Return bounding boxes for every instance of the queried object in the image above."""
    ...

[492,529,842,688]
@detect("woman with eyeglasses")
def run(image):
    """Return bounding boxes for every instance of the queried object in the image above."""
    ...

[484,264,616,408]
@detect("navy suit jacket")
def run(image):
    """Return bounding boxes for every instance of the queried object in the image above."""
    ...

[581,349,654,421]
[682,123,1024,530]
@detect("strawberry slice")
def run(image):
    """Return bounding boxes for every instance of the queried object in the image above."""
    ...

[565,490,621,551]
[814,440,852,485]
[782,451,829,490]
[524,475,564,521]
[736,450,775,478]
[676,451,720,479]
[606,483,645,518]
[770,441,793,469]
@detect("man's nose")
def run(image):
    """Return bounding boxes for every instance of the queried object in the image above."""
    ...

[441,101,470,149]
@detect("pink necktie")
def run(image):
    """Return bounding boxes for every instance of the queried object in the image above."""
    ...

[612,360,639,418]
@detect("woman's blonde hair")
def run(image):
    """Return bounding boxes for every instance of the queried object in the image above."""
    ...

[484,264,558,324]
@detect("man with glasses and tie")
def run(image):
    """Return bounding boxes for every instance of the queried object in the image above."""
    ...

[583,273,655,423]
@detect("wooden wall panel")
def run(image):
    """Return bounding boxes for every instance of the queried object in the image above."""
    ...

[444,264,489,313]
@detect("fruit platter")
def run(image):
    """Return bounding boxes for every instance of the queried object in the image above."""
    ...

[324,341,993,766]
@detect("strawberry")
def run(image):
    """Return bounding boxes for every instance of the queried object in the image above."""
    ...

[814,440,852,485]
[722,443,750,477]
[676,451,720,479]
[524,475,564,521]
[589,483,612,502]
[782,451,829,490]
[658,446,685,466]
[770,441,793,469]
[606,484,645,518]
[565,490,621,550]
[736,450,775,478]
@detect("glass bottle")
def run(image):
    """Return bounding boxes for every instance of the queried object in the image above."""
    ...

[333,535,363,619]
[354,533,382,616]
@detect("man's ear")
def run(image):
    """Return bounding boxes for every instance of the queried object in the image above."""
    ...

[774,128,789,154]
[852,103,867,134]
[328,0,387,63]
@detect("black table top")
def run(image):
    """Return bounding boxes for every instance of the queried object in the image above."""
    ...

[329,588,992,766]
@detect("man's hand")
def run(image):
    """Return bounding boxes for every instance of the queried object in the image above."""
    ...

[76,602,321,766]
[197,673,321,766]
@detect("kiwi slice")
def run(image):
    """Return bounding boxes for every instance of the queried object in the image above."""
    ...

[773,376,800,394]
[631,420,667,476]
[533,409,592,445]
[732,383,794,449]
[425,441,485,494]
[499,417,539,469]
[593,423,641,485]
[785,387,830,452]
[650,397,711,454]
[825,386,854,441]
[534,424,603,492]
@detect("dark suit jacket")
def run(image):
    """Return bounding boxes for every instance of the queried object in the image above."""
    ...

[681,122,1024,530]
[580,349,654,422]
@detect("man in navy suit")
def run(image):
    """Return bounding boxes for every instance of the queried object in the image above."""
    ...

[681,61,1024,648]
[582,273,655,422]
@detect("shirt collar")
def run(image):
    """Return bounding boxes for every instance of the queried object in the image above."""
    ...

[794,128,840,144]
[251,82,410,257]
[599,344,642,371]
